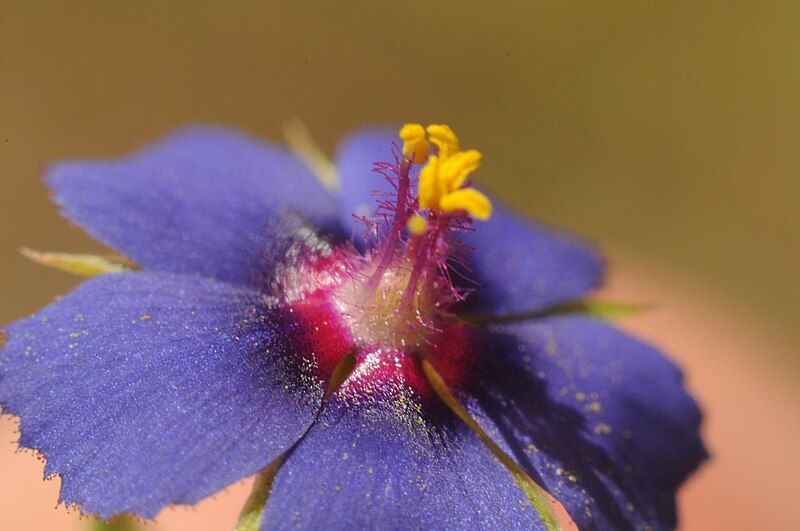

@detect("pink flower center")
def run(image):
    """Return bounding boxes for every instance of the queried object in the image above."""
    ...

[281,126,491,389]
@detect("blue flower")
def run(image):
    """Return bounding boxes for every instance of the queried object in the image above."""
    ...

[0,124,706,530]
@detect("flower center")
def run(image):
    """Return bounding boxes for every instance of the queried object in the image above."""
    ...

[280,124,493,383]
[329,124,494,351]
[332,257,433,350]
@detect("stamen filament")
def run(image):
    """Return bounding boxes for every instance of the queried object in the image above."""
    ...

[362,159,413,295]
[399,215,447,315]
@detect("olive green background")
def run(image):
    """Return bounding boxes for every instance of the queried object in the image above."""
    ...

[1,2,798,346]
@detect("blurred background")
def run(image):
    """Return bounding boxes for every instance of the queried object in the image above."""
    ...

[1,2,798,530]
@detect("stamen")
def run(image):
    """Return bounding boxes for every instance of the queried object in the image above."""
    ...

[417,155,439,210]
[439,188,493,220]
[415,127,492,221]
[399,217,447,315]
[439,150,482,190]
[399,123,430,164]
[361,158,413,295]
[426,125,460,160]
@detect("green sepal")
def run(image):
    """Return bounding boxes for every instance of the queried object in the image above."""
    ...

[236,458,284,531]
[553,300,650,319]
[89,514,140,531]
[460,299,649,325]
[21,248,132,277]
[235,353,356,530]
[421,359,563,530]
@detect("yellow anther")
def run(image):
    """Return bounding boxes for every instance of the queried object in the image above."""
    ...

[408,122,493,221]
[399,123,430,164]
[418,155,441,210]
[439,149,482,190]
[407,213,428,235]
[426,124,460,160]
[439,188,493,220]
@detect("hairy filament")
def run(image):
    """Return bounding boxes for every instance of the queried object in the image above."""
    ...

[361,159,414,296]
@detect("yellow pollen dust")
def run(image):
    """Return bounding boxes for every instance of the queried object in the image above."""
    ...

[400,123,493,221]
[406,213,428,235]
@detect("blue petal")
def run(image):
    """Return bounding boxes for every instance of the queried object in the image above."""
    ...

[261,351,543,530]
[0,272,327,519]
[48,126,341,287]
[334,126,401,243]
[461,316,707,530]
[457,199,605,316]
[334,127,603,314]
